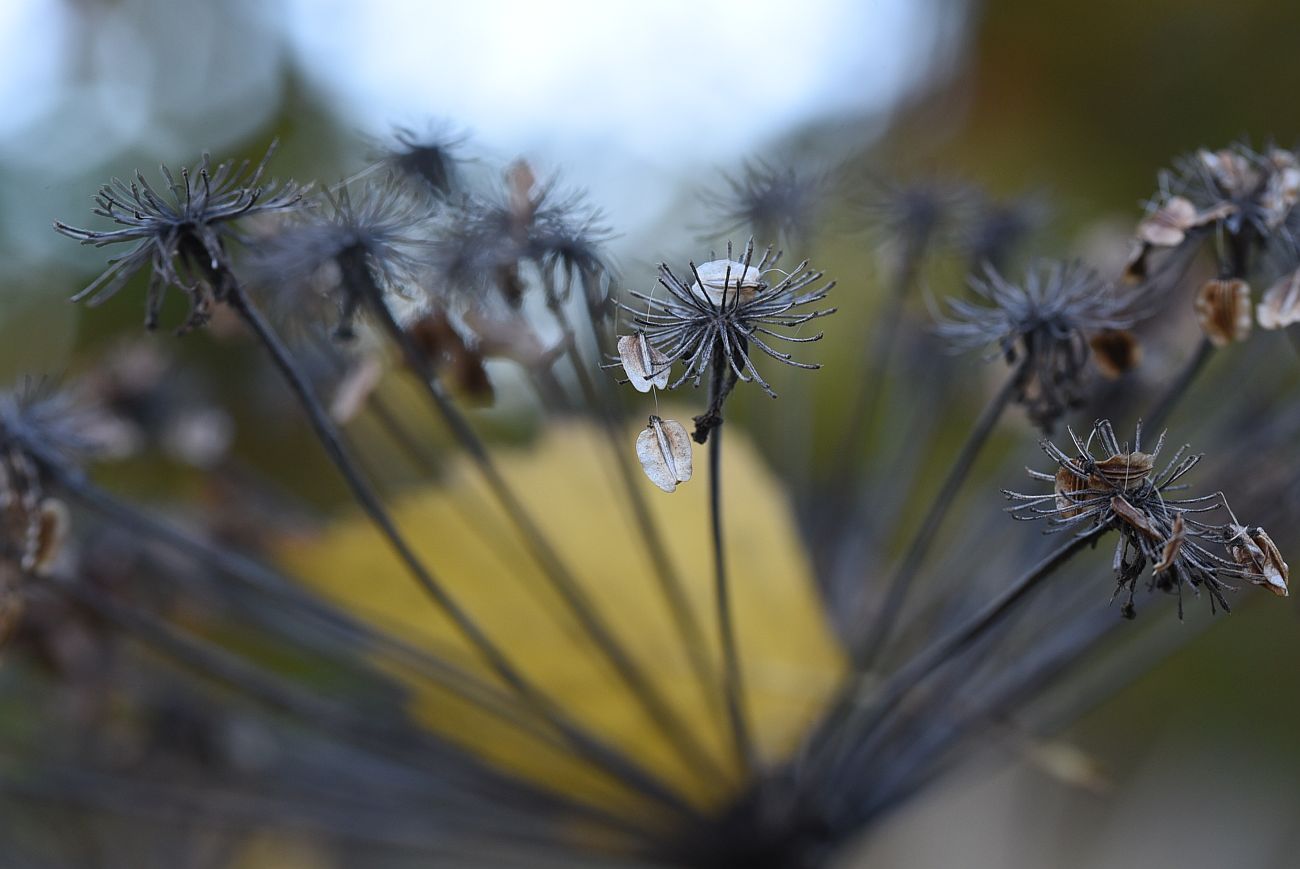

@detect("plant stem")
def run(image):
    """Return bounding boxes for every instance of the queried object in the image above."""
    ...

[1147,337,1213,433]
[704,355,755,778]
[802,527,1103,793]
[224,279,698,817]
[854,361,1024,667]
[338,252,726,784]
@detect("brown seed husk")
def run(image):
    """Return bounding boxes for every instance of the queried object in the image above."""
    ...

[1194,278,1252,347]
[1089,329,1142,379]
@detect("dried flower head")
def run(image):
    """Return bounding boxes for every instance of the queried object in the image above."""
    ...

[248,180,433,339]
[1130,143,1300,280]
[700,158,825,247]
[1006,420,1286,617]
[959,190,1047,270]
[936,261,1137,431]
[54,142,305,332]
[859,177,965,252]
[430,163,612,314]
[379,125,466,199]
[618,240,836,401]
[1193,277,1253,346]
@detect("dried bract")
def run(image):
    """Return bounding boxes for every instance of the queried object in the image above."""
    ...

[1194,278,1252,346]
[636,416,693,493]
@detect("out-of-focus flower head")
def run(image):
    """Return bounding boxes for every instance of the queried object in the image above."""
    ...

[935,261,1138,431]
[700,158,826,249]
[430,162,613,316]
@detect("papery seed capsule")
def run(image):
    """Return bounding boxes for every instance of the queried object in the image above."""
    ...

[1194,278,1252,347]
[30,498,69,577]
[1092,451,1155,490]
[1262,149,1300,229]
[1257,269,1300,330]
[1136,196,1198,247]
[689,259,766,307]
[1054,467,1092,518]
[617,333,670,393]
[1153,513,1185,573]
[1230,525,1289,597]
[1089,329,1142,379]
[635,415,693,493]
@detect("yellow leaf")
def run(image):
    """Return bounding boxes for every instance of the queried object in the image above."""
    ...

[280,418,846,816]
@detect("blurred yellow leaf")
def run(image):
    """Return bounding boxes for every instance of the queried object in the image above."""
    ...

[280,417,845,815]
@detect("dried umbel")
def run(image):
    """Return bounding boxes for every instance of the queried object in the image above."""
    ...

[1194,278,1252,346]
[936,260,1137,431]
[54,142,305,332]
[616,239,835,446]
[1007,420,1286,618]
[700,158,825,247]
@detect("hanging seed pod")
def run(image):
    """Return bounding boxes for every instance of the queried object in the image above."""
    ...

[617,333,670,393]
[635,415,693,493]
[1230,525,1290,597]
[1256,269,1300,330]
[1194,278,1252,347]
[1089,329,1142,378]
[689,259,766,307]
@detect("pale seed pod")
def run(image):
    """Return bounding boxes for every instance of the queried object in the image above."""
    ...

[635,415,693,493]
[1256,269,1300,330]
[689,259,766,307]
[1089,329,1142,379]
[1136,196,1198,247]
[1194,278,1252,347]
[617,333,670,393]
[29,498,69,577]
[1230,525,1289,597]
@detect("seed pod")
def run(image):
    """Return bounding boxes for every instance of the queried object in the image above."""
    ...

[1092,451,1155,490]
[1136,196,1198,247]
[1262,149,1300,229]
[1194,278,1252,347]
[29,499,69,576]
[1153,513,1185,573]
[1256,269,1300,330]
[635,416,693,493]
[1198,148,1261,198]
[1054,467,1092,518]
[617,333,670,393]
[1089,329,1142,379]
[1230,525,1289,597]
[689,259,766,307]
[1110,495,1159,538]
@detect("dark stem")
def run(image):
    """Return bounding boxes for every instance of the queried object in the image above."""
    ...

[1146,337,1213,433]
[802,527,1104,793]
[224,278,698,818]
[853,360,1025,667]
[337,250,726,785]
[703,351,754,777]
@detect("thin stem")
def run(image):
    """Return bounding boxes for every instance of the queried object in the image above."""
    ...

[1147,337,1213,433]
[550,301,717,715]
[853,361,1024,667]
[224,279,698,818]
[337,250,726,784]
[801,526,1104,793]
[705,354,755,777]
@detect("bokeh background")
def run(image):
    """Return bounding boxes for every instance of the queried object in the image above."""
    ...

[2,1,1300,866]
